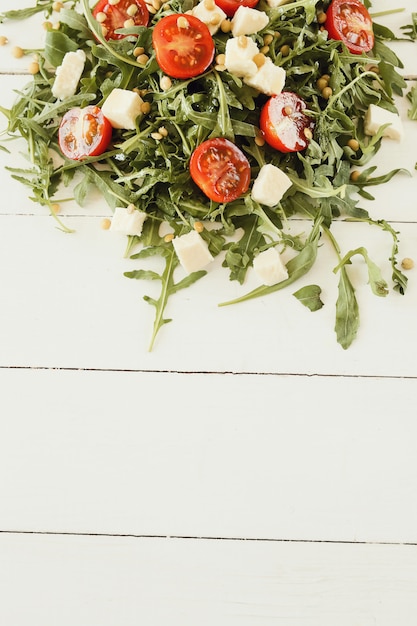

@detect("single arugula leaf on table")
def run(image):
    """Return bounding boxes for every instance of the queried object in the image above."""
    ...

[293,285,324,312]
[125,243,207,351]
[407,85,417,120]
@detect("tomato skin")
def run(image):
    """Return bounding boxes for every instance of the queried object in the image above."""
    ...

[325,0,374,55]
[189,138,251,203]
[92,0,149,40]
[152,14,215,79]
[260,92,315,153]
[214,0,259,18]
[58,106,113,161]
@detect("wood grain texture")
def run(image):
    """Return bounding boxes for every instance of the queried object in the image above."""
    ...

[0,533,417,626]
[1,368,417,543]
[0,2,416,624]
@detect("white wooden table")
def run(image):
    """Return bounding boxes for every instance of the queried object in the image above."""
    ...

[0,1,416,623]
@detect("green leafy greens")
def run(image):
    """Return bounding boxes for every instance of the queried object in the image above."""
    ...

[0,0,415,349]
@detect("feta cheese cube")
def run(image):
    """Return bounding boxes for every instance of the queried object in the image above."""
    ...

[251,164,292,207]
[172,230,214,274]
[110,206,147,236]
[224,35,259,77]
[253,247,288,286]
[364,104,403,140]
[243,57,286,96]
[52,50,86,100]
[101,88,144,130]
[231,6,269,37]
[191,0,227,35]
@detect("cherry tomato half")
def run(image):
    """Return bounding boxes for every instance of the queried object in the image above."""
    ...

[189,138,251,203]
[259,92,315,153]
[214,0,260,18]
[325,0,374,55]
[92,0,149,41]
[152,14,215,79]
[58,105,113,161]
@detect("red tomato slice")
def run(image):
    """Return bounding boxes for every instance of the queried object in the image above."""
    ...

[152,14,215,79]
[259,92,315,153]
[92,0,149,41]
[58,105,113,161]
[214,0,259,18]
[325,0,374,55]
[189,138,251,203]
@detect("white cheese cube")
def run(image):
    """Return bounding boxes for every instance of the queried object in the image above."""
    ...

[251,163,292,207]
[243,57,286,95]
[52,50,86,100]
[101,88,144,130]
[224,36,259,77]
[110,206,147,236]
[191,0,227,35]
[253,247,288,286]
[231,6,269,37]
[364,104,403,140]
[172,230,214,274]
[266,0,291,7]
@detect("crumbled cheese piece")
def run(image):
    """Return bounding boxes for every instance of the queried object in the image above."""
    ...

[251,163,292,207]
[110,206,147,236]
[224,35,259,77]
[253,247,288,286]
[191,0,227,35]
[231,6,269,37]
[101,88,144,130]
[172,230,214,274]
[364,104,403,140]
[52,50,86,100]
[244,57,286,96]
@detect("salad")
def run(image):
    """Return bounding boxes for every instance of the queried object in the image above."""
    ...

[0,0,416,350]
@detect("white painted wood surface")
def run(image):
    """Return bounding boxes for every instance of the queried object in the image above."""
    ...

[0,1,417,623]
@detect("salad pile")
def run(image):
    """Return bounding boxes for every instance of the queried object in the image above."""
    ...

[0,0,416,349]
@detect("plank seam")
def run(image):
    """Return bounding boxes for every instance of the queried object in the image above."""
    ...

[0,529,416,547]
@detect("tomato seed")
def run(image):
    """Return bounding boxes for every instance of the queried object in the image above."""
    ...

[177,16,190,29]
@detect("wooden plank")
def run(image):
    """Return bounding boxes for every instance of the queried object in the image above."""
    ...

[1,368,417,542]
[0,212,417,375]
[0,532,416,625]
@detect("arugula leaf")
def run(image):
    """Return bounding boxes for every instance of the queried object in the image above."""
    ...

[219,217,322,306]
[125,244,207,350]
[293,284,324,311]
[334,247,389,297]
[0,0,414,349]
[334,266,359,350]
[43,29,79,67]
[407,85,417,120]
[0,1,76,23]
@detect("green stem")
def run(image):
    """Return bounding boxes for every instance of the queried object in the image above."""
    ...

[370,9,405,18]
[322,223,341,261]
[80,0,142,68]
